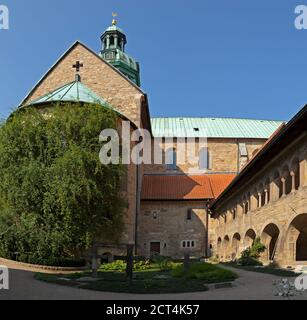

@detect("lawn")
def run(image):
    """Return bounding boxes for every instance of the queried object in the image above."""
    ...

[223,262,301,278]
[35,261,238,294]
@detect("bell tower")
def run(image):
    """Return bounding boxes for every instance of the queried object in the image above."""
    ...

[100,14,141,87]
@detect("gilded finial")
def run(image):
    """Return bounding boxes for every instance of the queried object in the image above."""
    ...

[112,12,118,25]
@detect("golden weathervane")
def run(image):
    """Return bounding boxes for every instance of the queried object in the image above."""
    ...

[112,12,118,26]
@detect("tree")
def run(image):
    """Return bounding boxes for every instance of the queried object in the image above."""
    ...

[0,102,126,265]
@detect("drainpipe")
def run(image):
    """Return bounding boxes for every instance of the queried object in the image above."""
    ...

[205,200,210,258]
[134,134,143,256]
[135,162,140,256]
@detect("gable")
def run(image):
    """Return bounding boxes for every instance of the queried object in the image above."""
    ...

[21,41,148,128]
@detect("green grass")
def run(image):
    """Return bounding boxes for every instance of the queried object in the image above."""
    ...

[35,262,237,294]
[171,263,238,283]
[224,262,301,278]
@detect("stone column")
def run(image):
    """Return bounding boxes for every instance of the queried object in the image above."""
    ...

[114,35,118,48]
[299,158,306,188]
[258,193,262,208]
[106,35,110,49]
[281,177,286,197]
[290,171,296,193]
[264,189,269,205]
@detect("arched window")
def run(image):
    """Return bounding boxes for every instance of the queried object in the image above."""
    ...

[166,148,177,170]
[199,148,210,171]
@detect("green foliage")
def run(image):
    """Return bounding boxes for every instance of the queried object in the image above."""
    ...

[100,259,154,272]
[0,103,126,265]
[171,262,237,283]
[238,237,266,266]
[100,260,126,272]
[151,254,173,271]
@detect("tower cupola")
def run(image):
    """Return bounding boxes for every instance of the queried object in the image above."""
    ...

[100,14,141,86]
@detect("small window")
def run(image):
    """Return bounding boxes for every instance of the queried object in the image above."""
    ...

[239,143,248,157]
[199,148,210,170]
[187,209,192,221]
[181,240,196,249]
[152,211,159,220]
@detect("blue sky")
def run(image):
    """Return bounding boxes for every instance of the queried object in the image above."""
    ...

[0,0,307,121]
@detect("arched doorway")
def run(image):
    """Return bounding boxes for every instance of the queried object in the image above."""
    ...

[244,229,256,248]
[286,214,307,263]
[232,233,241,260]
[101,252,114,264]
[261,223,280,262]
[217,237,222,258]
[223,236,230,261]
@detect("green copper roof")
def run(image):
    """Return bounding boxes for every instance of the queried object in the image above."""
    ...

[104,25,125,34]
[28,80,112,108]
[151,117,284,139]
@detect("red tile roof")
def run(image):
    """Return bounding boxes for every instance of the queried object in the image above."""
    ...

[141,174,236,201]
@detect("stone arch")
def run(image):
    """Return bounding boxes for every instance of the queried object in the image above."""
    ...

[281,164,292,195]
[244,229,256,248]
[272,170,281,200]
[217,237,222,256]
[285,213,307,264]
[231,233,242,260]
[223,235,230,260]
[101,252,114,264]
[261,223,280,262]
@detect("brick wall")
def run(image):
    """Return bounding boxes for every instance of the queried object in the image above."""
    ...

[138,201,208,258]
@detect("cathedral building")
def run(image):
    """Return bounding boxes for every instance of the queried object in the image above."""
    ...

[19,20,306,265]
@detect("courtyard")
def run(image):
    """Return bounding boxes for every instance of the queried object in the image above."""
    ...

[1,262,307,300]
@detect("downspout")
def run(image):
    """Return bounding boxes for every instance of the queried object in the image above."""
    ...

[205,200,210,258]
[135,162,140,256]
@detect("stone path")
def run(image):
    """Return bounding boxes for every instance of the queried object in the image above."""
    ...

[0,264,306,300]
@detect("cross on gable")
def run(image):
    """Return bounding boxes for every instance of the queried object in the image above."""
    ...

[72,61,83,72]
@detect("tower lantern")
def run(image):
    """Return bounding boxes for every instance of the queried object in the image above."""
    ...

[100,14,141,87]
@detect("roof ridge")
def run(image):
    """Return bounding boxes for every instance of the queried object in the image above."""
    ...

[151,117,284,122]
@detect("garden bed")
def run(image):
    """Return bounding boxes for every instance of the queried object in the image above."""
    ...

[35,261,238,294]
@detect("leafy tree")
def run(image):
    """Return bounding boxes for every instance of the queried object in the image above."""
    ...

[238,237,266,266]
[0,103,126,265]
